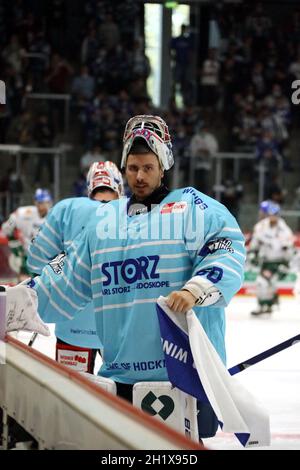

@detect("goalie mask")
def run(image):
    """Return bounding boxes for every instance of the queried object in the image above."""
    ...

[87,161,124,198]
[121,115,174,171]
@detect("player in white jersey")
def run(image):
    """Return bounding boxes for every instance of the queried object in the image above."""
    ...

[30,115,246,441]
[249,201,294,315]
[290,251,300,302]
[1,189,52,281]
[26,161,124,373]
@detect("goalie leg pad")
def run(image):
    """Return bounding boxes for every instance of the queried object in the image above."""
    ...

[133,381,199,441]
[197,401,219,438]
[78,373,117,395]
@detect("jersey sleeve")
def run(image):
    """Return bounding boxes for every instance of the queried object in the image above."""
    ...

[27,203,65,274]
[248,221,261,252]
[282,222,295,247]
[33,231,93,323]
[1,212,17,238]
[183,200,246,306]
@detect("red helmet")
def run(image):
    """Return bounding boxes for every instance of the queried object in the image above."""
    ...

[86,161,124,198]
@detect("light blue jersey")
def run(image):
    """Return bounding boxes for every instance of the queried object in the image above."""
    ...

[27,197,102,348]
[34,188,246,383]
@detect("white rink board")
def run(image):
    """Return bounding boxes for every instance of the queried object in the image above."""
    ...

[1,336,203,451]
[13,295,300,450]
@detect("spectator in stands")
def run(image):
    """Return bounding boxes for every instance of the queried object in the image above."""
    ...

[263,40,279,85]
[173,124,190,167]
[104,44,129,94]
[8,110,33,145]
[46,52,73,94]
[170,24,194,107]
[265,175,286,205]
[199,48,220,115]
[80,143,106,176]
[71,65,95,110]
[2,0,300,213]
[34,112,55,185]
[246,2,272,53]
[257,106,277,136]
[232,102,258,151]
[1,34,24,75]
[91,47,107,88]
[46,0,66,53]
[255,130,282,197]
[45,52,73,131]
[256,130,281,165]
[26,30,51,91]
[98,13,120,52]
[288,8,300,42]
[251,61,266,98]
[288,50,300,81]
[18,12,38,47]
[2,62,24,117]
[80,28,99,66]
[189,122,219,194]
[213,178,244,221]
[7,110,34,173]
[221,56,240,115]
[130,38,151,83]
[116,89,134,123]
[0,168,23,215]
[100,107,120,157]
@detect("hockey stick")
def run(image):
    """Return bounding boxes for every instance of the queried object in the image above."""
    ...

[229,333,300,375]
[28,332,38,347]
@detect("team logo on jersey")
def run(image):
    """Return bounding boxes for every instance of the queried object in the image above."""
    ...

[199,238,234,257]
[160,201,187,214]
[102,255,160,286]
[49,252,66,275]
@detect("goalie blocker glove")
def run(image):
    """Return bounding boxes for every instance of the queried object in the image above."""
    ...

[182,276,222,307]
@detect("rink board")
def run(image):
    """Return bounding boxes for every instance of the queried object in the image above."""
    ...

[0,336,204,451]
[239,270,296,296]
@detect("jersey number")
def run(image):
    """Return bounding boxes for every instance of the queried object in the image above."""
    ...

[196,267,223,284]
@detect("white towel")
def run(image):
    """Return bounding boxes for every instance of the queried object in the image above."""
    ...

[157,296,270,448]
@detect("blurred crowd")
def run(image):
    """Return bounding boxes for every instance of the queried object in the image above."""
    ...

[0,1,300,222]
